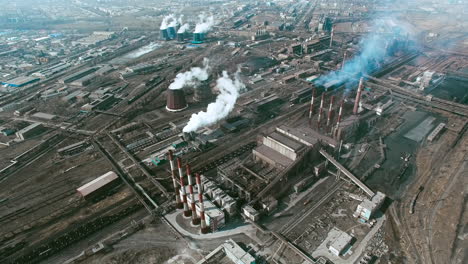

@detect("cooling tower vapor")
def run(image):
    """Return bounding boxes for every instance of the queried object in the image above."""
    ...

[178,23,190,33]
[183,71,245,133]
[194,14,215,34]
[315,17,415,89]
[160,14,175,30]
[169,58,211,90]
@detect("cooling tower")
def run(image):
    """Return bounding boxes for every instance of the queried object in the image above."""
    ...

[166,89,188,112]
[167,27,176,39]
[160,29,169,40]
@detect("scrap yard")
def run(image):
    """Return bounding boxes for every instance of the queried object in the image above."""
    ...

[0,0,467,264]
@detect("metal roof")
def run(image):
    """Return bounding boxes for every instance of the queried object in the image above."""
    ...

[77,171,119,197]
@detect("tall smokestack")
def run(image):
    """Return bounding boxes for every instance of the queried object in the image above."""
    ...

[186,164,200,225]
[330,26,334,48]
[335,99,344,137]
[341,51,347,70]
[177,157,191,217]
[318,93,325,127]
[168,150,182,209]
[196,173,208,234]
[327,95,334,126]
[353,77,364,115]
[308,88,316,119]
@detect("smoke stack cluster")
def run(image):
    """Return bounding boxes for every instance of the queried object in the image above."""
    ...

[170,152,209,233]
[168,150,182,208]
[353,77,364,115]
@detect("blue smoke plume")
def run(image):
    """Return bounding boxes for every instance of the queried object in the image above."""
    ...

[315,17,416,90]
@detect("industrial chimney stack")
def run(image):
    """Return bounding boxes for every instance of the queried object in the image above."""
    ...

[318,93,325,128]
[177,157,191,217]
[327,95,335,127]
[353,77,364,115]
[335,99,344,137]
[308,88,316,119]
[168,150,182,209]
[330,26,334,48]
[196,173,209,234]
[186,164,200,225]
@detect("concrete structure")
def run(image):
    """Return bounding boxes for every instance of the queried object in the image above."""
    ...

[76,171,119,198]
[196,239,255,264]
[242,205,260,222]
[1,76,39,87]
[15,123,44,140]
[328,228,353,256]
[59,67,98,84]
[354,191,386,222]
[166,89,188,112]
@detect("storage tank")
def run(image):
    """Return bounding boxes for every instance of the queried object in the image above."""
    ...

[166,89,188,112]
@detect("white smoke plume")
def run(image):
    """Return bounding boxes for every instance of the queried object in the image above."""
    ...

[160,14,175,30]
[194,14,215,34]
[183,71,245,133]
[177,23,190,34]
[169,58,211,90]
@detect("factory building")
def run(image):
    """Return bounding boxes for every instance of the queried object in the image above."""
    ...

[15,123,44,140]
[354,191,386,222]
[59,67,98,84]
[76,171,120,199]
[1,76,40,87]
[81,94,115,111]
[57,141,92,156]
[328,228,353,256]
[196,239,256,264]
[166,89,188,112]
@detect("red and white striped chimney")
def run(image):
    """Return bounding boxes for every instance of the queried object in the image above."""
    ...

[186,164,200,225]
[168,150,182,209]
[317,93,325,127]
[353,77,364,115]
[177,157,191,217]
[335,99,344,137]
[196,173,208,234]
[308,88,316,119]
[327,95,334,126]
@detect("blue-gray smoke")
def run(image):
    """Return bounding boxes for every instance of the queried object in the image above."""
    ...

[315,17,416,90]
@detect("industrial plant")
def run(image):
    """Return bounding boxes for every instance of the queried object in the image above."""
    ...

[0,0,467,264]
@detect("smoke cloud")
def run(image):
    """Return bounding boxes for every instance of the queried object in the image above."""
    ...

[177,23,190,34]
[160,14,175,30]
[169,58,211,90]
[194,14,215,34]
[183,71,245,133]
[160,14,183,29]
[315,16,415,89]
